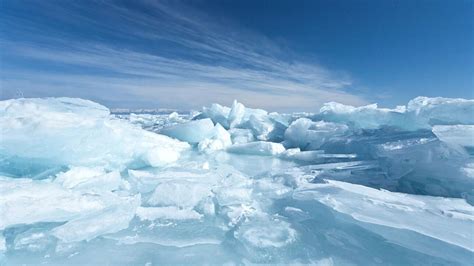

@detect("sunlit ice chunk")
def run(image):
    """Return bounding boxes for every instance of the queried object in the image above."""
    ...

[228,100,246,128]
[198,123,232,153]
[284,118,349,150]
[0,97,110,121]
[314,96,474,130]
[407,96,474,126]
[243,114,287,142]
[227,141,285,156]
[227,100,268,128]
[0,98,189,171]
[316,102,411,129]
[160,118,215,143]
[198,103,231,129]
[228,128,255,144]
[199,100,268,129]
[432,125,474,148]
[147,180,213,208]
[54,166,122,192]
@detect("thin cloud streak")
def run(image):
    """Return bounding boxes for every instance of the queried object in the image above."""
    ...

[0,1,367,111]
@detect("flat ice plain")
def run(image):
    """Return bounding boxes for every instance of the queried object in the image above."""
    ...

[0,97,473,265]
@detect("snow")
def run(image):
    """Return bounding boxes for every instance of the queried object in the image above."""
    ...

[1,96,473,265]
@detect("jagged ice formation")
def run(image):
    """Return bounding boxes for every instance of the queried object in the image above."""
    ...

[0,96,473,265]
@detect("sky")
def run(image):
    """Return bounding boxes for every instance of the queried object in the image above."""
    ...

[0,0,472,112]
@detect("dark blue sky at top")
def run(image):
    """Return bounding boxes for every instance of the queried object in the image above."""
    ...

[193,0,473,101]
[0,0,472,111]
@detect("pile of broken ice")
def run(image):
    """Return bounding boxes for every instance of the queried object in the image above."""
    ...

[0,96,473,264]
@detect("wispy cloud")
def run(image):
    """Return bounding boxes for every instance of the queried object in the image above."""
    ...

[0,1,367,111]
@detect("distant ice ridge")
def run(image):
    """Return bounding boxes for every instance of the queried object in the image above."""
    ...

[0,96,473,265]
[316,96,474,130]
[156,97,474,199]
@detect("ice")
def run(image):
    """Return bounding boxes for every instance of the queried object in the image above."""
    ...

[52,194,140,243]
[0,177,128,230]
[0,97,110,119]
[227,141,286,156]
[235,216,297,248]
[374,137,474,198]
[142,147,182,167]
[215,187,253,206]
[198,123,232,152]
[198,103,231,129]
[246,115,274,140]
[245,114,287,142]
[407,96,474,126]
[228,100,246,128]
[54,167,122,191]
[12,230,52,252]
[0,235,5,252]
[147,181,212,208]
[284,118,349,150]
[159,118,215,143]
[281,148,357,163]
[0,98,189,171]
[228,128,255,144]
[136,207,202,221]
[316,102,412,129]
[198,100,268,131]
[316,96,474,130]
[227,101,268,126]
[2,96,474,265]
[293,180,474,251]
[119,112,189,134]
[432,125,474,147]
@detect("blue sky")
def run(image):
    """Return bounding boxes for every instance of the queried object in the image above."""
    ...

[0,0,472,111]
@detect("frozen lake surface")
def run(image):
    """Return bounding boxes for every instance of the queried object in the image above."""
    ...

[0,97,473,265]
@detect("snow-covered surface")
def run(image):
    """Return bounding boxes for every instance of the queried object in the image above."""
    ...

[0,97,473,265]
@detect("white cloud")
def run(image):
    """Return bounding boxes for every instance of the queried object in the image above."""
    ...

[0,1,368,111]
